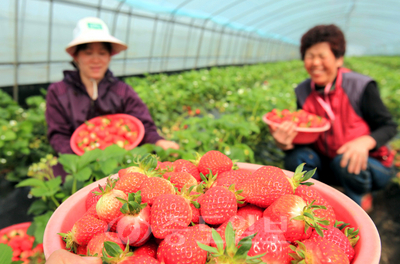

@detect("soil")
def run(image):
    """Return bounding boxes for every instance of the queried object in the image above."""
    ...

[0,175,399,263]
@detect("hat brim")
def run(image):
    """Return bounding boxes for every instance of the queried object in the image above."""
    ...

[66,33,128,56]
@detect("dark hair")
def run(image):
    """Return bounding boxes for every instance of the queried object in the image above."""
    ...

[71,42,112,69]
[300,24,346,60]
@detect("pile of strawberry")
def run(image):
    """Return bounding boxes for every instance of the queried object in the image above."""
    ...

[59,150,359,264]
[0,225,45,263]
[266,109,328,128]
[74,115,140,153]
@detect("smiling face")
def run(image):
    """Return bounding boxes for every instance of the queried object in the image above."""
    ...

[73,42,111,82]
[303,42,344,86]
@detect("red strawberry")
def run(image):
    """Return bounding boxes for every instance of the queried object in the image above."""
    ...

[140,177,175,206]
[116,192,152,246]
[123,255,160,263]
[210,215,250,248]
[162,171,197,191]
[197,150,233,176]
[240,217,292,264]
[96,178,128,223]
[150,194,192,239]
[295,185,336,226]
[76,245,87,255]
[198,221,266,264]
[200,186,238,225]
[263,194,329,242]
[87,232,125,257]
[237,204,264,226]
[157,224,212,264]
[239,163,315,208]
[84,204,99,219]
[115,172,147,194]
[309,222,359,262]
[156,161,174,171]
[290,237,350,264]
[173,159,201,182]
[132,239,158,258]
[85,186,103,210]
[212,169,252,189]
[59,214,108,251]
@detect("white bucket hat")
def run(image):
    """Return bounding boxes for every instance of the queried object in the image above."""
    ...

[66,17,128,56]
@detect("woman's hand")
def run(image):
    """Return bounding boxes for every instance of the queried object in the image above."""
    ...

[46,249,101,264]
[337,135,376,174]
[155,139,180,150]
[270,121,298,150]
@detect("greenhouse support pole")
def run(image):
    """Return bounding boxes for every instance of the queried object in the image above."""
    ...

[148,15,159,73]
[206,23,218,67]
[97,0,103,17]
[123,7,133,75]
[47,0,54,82]
[183,18,196,69]
[215,25,226,66]
[13,0,19,102]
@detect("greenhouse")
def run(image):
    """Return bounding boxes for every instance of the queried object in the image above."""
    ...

[1,0,400,263]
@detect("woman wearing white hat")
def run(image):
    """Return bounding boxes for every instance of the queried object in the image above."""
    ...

[45,17,179,156]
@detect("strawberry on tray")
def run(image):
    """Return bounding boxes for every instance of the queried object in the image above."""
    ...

[70,114,145,155]
[263,109,331,144]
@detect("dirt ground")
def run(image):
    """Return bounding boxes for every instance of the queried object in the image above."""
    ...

[1,176,399,263]
[369,182,400,264]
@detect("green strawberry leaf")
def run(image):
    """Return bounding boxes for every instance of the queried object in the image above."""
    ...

[211,228,224,252]
[225,222,236,254]
[0,244,13,264]
[196,241,219,254]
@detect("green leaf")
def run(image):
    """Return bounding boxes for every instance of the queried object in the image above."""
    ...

[103,241,124,257]
[58,154,80,174]
[196,241,219,254]
[211,228,224,251]
[73,167,92,182]
[16,178,46,188]
[100,158,118,175]
[1,130,17,141]
[0,244,13,264]
[77,148,102,169]
[225,222,236,254]
[29,211,54,244]
[27,199,49,215]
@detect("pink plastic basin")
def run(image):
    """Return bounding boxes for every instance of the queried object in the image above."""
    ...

[0,222,31,236]
[262,113,331,144]
[43,163,380,263]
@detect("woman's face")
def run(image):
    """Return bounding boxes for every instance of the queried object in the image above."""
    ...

[73,42,111,81]
[304,42,344,86]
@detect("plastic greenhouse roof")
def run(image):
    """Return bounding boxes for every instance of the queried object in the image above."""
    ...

[1,0,400,91]
[120,0,400,55]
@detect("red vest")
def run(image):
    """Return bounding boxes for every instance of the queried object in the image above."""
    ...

[295,68,393,167]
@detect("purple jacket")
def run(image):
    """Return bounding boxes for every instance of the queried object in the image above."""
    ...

[46,70,163,154]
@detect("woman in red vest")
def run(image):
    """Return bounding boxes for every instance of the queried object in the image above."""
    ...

[271,24,397,212]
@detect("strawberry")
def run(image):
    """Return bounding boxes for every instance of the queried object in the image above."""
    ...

[156,161,175,171]
[115,171,147,194]
[263,194,329,242]
[210,215,250,248]
[157,224,212,264]
[212,169,252,189]
[196,150,233,176]
[236,204,264,226]
[84,203,99,219]
[198,222,266,263]
[132,238,158,258]
[96,178,128,223]
[150,194,192,239]
[119,154,159,175]
[140,177,176,206]
[124,255,160,263]
[200,186,239,225]
[240,217,292,264]
[87,232,125,257]
[116,192,152,246]
[85,186,103,210]
[239,163,315,208]
[295,185,336,226]
[173,159,201,182]
[76,245,87,255]
[290,237,350,264]
[59,214,108,251]
[309,221,359,262]
[162,171,197,191]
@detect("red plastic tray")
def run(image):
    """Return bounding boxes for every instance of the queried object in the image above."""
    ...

[0,222,31,236]
[70,114,145,156]
[262,113,331,144]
